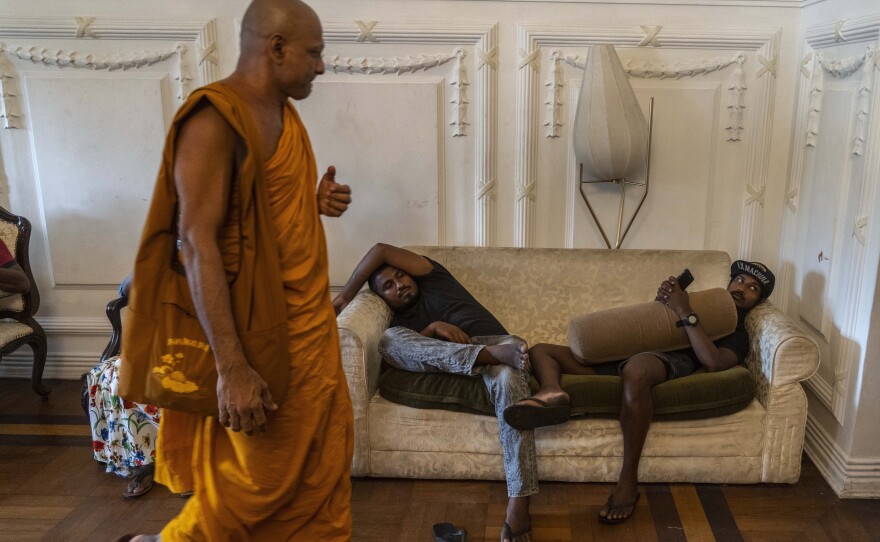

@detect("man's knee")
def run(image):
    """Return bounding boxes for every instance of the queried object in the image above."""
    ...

[378,326,409,355]
[620,353,667,390]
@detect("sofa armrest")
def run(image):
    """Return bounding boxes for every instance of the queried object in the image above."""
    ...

[745,302,820,400]
[336,290,391,476]
[744,302,820,483]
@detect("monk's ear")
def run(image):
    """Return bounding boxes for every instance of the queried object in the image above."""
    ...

[268,33,286,62]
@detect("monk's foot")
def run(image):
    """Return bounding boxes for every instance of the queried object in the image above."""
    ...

[121,535,160,542]
[501,497,532,542]
[599,480,640,524]
[485,342,529,371]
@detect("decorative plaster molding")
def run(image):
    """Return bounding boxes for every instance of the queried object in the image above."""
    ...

[355,20,378,43]
[557,52,747,141]
[74,17,97,39]
[321,21,498,246]
[806,14,880,48]
[544,50,564,138]
[805,415,880,498]
[727,55,747,141]
[818,50,866,79]
[800,53,812,79]
[0,54,21,129]
[324,52,455,75]
[174,43,192,102]
[851,45,875,156]
[638,26,662,47]
[833,20,847,43]
[786,188,798,213]
[745,184,765,207]
[519,48,540,71]
[449,49,470,137]
[515,24,780,249]
[805,56,823,147]
[0,42,177,71]
[0,17,220,42]
[756,53,777,78]
[853,216,868,244]
[477,46,497,71]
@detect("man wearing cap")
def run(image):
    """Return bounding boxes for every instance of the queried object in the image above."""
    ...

[503,260,775,525]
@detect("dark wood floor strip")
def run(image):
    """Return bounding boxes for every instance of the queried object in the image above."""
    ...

[0,435,91,447]
[696,484,744,542]
[646,484,687,542]
[0,414,87,425]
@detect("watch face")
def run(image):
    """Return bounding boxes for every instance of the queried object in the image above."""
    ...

[687,314,699,325]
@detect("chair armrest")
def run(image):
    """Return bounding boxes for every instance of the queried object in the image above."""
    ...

[336,290,391,476]
[744,301,820,404]
[100,295,129,363]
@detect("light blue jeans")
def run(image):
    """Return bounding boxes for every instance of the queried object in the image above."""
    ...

[379,326,538,497]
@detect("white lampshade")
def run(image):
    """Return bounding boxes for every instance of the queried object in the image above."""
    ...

[573,45,649,180]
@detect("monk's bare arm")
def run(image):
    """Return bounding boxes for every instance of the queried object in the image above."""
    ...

[332,243,433,313]
[174,102,277,433]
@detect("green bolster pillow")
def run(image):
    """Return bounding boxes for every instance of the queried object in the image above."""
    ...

[567,287,737,363]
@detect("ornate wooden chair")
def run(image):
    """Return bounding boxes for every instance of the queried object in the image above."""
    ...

[0,206,48,397]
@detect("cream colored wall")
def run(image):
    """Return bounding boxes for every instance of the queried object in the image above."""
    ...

[2,0,876,496]
[777,0,880,497]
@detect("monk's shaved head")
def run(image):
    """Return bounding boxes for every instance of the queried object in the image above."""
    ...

[240,0,319,54]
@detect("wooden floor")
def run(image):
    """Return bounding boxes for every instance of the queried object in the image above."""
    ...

[1,379,879,542]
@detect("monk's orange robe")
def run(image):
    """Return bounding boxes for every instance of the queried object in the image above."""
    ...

[153,84,353,541]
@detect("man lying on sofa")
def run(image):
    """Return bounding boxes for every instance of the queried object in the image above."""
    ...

[503,260,775,525]
[333,243,535,542]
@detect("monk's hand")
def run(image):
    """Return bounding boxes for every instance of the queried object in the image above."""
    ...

[656,276,691,315]
[216,359,278,436]
[430,322,471,344]
[317,165,352,217]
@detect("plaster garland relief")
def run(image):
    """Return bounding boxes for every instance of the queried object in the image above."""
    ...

[853,216,868,245]
[0,40,195,126]
[323,49,470,136]
[806,45,877,156]
[550,52,747,141]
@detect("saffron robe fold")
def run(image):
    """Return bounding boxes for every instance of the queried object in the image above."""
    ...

[149,83,353,541]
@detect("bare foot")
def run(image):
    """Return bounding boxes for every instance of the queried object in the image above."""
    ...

[484,342,530,371]
[599,480,639,523]
[501,496,532,542]
[129,535,160,542]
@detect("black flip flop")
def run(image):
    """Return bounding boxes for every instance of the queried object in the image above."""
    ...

[432,522,467,542]
[503,397,571,430]
[122,464,155,498]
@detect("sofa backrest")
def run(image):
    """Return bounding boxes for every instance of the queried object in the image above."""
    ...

[406,247,732,345]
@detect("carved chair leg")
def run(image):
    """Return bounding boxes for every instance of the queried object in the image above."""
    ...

[29,333,49,398]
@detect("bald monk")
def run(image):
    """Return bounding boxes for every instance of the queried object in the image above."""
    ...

[123,1,354,540]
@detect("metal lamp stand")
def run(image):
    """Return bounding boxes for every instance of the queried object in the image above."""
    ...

[578,97,655,249]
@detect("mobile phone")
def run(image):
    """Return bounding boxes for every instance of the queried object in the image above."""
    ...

[676,269,694,290]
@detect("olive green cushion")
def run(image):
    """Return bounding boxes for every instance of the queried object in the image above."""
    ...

[378,365,755,421]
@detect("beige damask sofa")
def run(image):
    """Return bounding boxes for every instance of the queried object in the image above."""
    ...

[337,247,820,484]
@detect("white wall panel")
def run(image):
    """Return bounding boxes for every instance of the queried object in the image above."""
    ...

[23,71,169,287]
[298,79,443,287]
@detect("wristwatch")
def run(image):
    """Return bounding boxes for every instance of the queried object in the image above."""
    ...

[676,312,700,327]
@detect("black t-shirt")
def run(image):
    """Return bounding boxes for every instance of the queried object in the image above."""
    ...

[390,259,508,337]
[681,306,751,365]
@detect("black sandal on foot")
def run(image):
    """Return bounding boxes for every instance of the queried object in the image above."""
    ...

[122,464,155,498]
[432,522,467,542]
[503,397,571,430]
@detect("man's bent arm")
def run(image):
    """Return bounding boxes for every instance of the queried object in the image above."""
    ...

[334,243,433,310]
[174,103,276,433]
[659,276,738,373]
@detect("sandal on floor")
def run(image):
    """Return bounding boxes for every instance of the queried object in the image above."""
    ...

[503,397,571,430]
[433,522,467,542]
[599,492,640,524]
[500,521,532,541]
[122,464,155,498]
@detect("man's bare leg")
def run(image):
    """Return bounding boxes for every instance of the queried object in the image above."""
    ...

[476,341,530,371]
[502,496,531,542]
[600,353,668,523]
[525,343,596,406]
